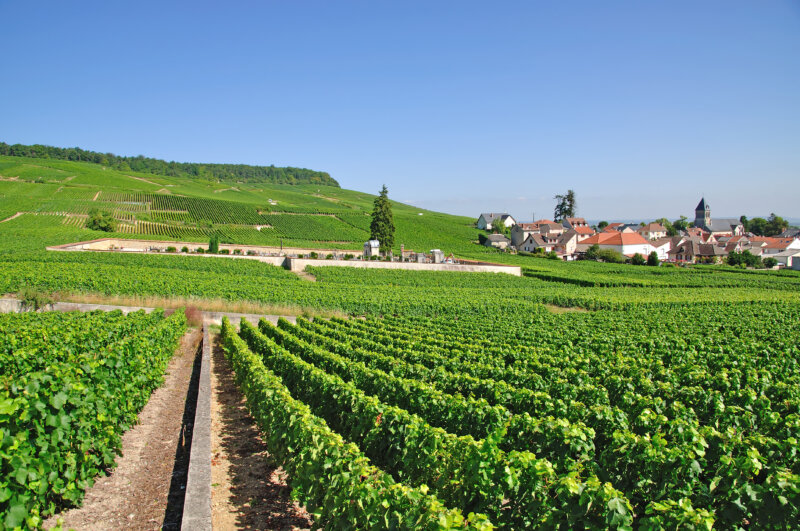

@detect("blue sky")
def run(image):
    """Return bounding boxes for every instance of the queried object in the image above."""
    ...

[2,1,798,222]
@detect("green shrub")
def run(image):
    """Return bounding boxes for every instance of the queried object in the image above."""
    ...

[85,209,116,232]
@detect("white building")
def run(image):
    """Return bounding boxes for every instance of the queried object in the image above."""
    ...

[477,213,516,230]
[576,231,655,257]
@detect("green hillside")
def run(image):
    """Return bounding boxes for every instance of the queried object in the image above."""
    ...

[0,155,482,254]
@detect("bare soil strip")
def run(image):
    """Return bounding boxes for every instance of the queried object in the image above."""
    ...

[0,212,23,223]
[43,328,203,530]
[210,335,312,530]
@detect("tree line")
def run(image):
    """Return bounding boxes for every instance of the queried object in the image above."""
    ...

[0,142,339,187]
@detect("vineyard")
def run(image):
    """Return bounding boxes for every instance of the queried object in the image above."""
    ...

[219,301,800,529]
[2,152,800,529]
[0,309,186,528]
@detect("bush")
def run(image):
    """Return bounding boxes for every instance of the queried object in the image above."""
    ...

[584,244,600,260]
[344,254,354,260]
[181,246,189,253]
[218,249,230,255]
[763,257,778,268]
[597,249,625,263]
[195,247,205,254]
[85,208,116,232]
[326,254,334,260]
[309,252,319,259]
[208,234,220,254]
[247,250,256,256]
[647,251,659,266]
[165,246,177,253]
[17,286,54,311]
[728,250,762,268]
[297,254,304,259]
[233,249,242,255]
[546,251,559,260]
[631,253,646,266]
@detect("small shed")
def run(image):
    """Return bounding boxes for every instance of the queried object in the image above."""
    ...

[364,240,380,258]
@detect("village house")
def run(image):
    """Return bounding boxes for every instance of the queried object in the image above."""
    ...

[561,217,589,230]
[509,219,567,248]
[476,213,516,231]
[668,240,727,263]
[602,223,636,234]
[651,236,681,261]
[772,249,800,270]
[761,238,800,256]
[483,233,511,250]
[520,233,554,253]
[576,231,654,258]
[638,222,667,240]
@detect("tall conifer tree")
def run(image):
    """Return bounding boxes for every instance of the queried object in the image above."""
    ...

[370,185,395,254]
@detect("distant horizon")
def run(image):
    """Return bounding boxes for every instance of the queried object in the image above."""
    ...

[2,1,798,221]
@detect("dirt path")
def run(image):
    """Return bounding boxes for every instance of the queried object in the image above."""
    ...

[210,335,312,530]
[44,328,203,530]
[92,191,100,201]
[0,212,23,223]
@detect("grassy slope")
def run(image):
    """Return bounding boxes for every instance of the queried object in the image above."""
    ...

[0,155,483,254]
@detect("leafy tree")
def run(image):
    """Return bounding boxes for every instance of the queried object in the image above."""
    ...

[631,253,646,266]
[748,217,768,236]
[766,213,788,236]
[597,221,608,230]
[491,217,509,235]
[740,215,749,232]
[553,190,576,222]
[763,257,778,268]
[655,218,677,237]
[672,216,689,233]
[370,185,395,254]
[647,251,659,266]
[85,208,116,232]
[584,244,600,260]
[209,234,220,254]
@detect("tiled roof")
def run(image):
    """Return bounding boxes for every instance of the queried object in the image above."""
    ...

[581,232,650,246]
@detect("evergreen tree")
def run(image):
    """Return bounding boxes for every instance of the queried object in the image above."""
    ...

[370,185,395,254]
[553,190,576,221]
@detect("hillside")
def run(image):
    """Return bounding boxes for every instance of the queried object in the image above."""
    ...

[0,154,483,255]
[0,143,338,186]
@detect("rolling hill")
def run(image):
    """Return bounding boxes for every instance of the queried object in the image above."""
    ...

[0,154,484,255]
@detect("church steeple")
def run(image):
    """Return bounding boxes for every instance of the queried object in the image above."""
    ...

[694,197,710,228]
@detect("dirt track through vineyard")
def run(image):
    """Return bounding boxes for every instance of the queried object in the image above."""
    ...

[43,327,203,530]
[210,335,312,530]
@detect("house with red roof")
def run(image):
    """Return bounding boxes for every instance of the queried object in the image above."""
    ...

[575,231,655,258]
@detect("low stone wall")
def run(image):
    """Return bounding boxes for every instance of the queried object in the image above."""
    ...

[285,258,522,276]
[47,238,522,276]
[47,238,359,258]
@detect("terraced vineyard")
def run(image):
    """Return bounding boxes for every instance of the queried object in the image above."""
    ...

[0,309,186,528]
[221,301,800,529]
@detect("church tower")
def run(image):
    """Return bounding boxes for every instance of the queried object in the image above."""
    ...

[694,198,710,229]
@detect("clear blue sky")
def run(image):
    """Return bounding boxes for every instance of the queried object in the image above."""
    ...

[2,1,799,222]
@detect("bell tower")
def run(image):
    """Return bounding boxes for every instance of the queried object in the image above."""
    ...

[694,198,710,228]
